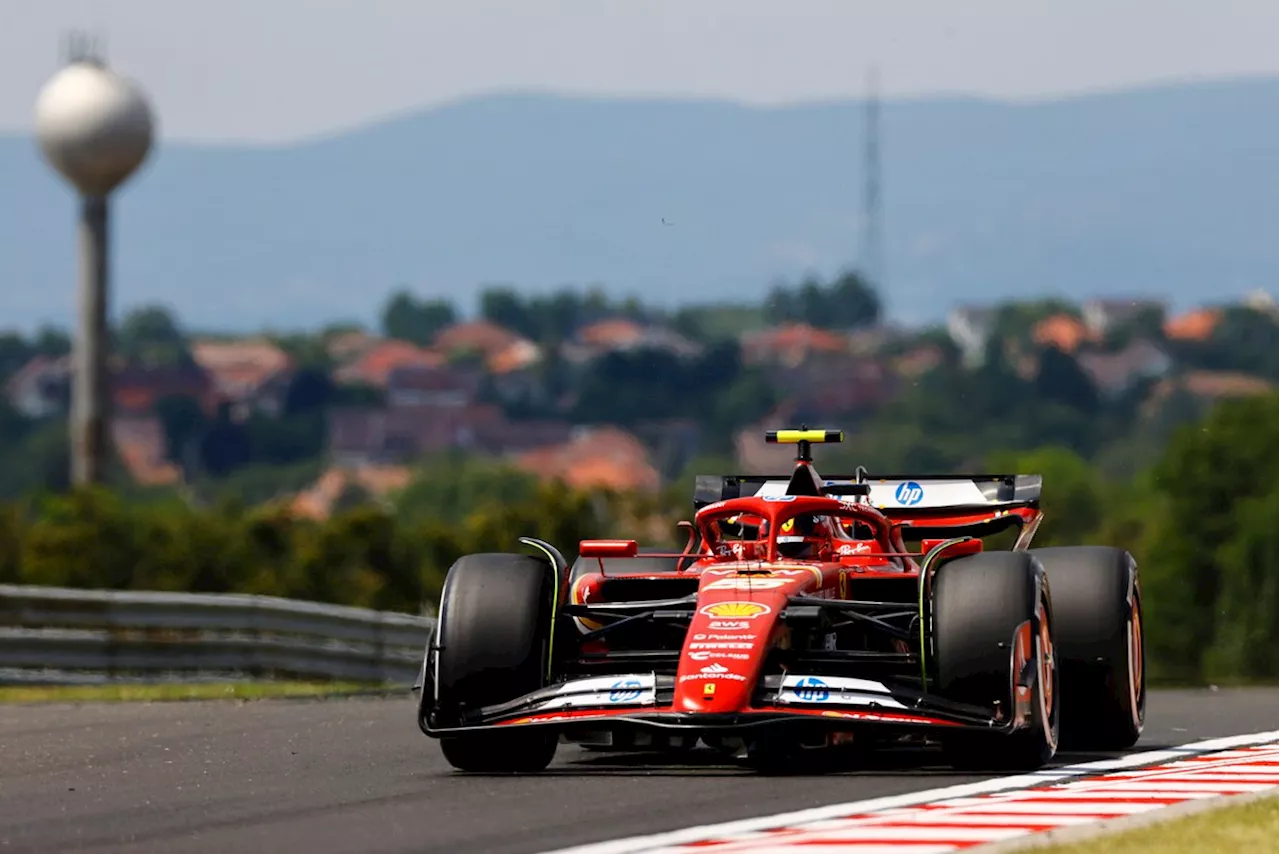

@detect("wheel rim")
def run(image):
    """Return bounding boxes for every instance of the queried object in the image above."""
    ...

[1127,597,1144,724]
[1035,594,1058,750]
[1039,614,1056,714]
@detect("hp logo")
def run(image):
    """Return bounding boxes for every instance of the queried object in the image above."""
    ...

[609,679,643,702]
[793,677,830,702]
[894,481,924,506]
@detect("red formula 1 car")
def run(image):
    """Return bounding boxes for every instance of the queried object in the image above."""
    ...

[414,428,1146,773]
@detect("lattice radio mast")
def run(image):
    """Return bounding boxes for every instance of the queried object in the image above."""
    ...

[861,67,883,290]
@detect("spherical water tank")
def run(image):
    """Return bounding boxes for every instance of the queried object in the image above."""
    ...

[34,61,154,197]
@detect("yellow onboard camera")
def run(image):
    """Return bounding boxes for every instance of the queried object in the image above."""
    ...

[765,429,844,444]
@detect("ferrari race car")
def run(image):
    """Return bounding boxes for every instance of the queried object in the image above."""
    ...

[414,428,1145,773]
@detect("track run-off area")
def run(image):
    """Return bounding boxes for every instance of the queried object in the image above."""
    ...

[0,688,1275,854]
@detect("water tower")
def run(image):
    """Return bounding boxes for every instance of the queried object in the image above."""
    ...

[34,34,154,486]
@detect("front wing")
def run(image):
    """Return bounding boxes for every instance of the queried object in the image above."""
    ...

[417,672,1024,738]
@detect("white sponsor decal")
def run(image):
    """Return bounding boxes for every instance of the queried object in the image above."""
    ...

[704,577,789,591]
[689,650,750,662]
[837,542,872,556]
[754,478,991,510]
[870,480,988,509]
[689,642,754,650]
[692,633,756,641]
[708,620,750,630]
[679,662,749,682]
[535,674,657,710]
[775,674,906,708]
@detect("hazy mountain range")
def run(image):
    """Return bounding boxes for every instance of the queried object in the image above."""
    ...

[1,76,1275,333]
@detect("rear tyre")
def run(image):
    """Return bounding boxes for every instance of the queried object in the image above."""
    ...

[1031,546,1144,751]
[433,553,559,772]
[933,552,1059,772]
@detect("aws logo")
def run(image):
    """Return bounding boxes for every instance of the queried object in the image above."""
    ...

[699,601,772,619]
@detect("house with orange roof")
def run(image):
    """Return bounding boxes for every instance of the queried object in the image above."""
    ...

[191,339,296,417]
[333,340,444,388]
[1031,314,1093,353]
[1163,307,1223,342]
[385,363,481,408]
[580,318,645,349]
[111,363,215,416]
[564,319,703,364]
[111,415,181,486]
[433,321,544,401]
[434,321,529,363]
[325,330,379,365]
[892,345,945,379]
[741,323,850,368]
[288,463,412,520]
[513,426,661,494]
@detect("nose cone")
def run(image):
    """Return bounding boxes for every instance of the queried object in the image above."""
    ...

[673,572,803,712]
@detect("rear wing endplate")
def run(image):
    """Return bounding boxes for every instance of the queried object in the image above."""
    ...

[695,473,1042,512]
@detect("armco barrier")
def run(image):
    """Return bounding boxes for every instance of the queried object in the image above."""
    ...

[0,584,435,685]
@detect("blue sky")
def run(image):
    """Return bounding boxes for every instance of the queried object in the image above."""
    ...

[2,0,1276,143]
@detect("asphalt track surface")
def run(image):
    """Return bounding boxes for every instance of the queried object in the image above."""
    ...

[1,688,1274,854]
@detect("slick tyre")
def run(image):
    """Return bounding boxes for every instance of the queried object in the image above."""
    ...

[933,552,1059,772]
[433,553,558,773]
[1031,546,1144,751]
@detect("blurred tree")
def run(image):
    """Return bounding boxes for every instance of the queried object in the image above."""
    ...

[0,333,34,383]
[1034,347,1100,413]
[380,289,457,346]
[33,327,72,358]
[1143,392,1279,683]
[987,446,1105,546]
[769,270,881,330]
[479,286,531,337]
[116,305,192,368]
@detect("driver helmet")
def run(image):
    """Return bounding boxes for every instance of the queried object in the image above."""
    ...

[775,514,820,559]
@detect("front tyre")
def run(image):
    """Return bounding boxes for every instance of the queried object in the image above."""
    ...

[440,731,558,773]
[933,552,1059,772]
[432,553,559,772]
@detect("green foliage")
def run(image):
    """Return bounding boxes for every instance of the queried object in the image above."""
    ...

[115,305,193,368]
[479,284,652,343]
[766,270,881,330]
[380,290,457,346]
[392,453,540,525]
[671,304,769,341]
[271,333,333,371]
[1169,307,1279,378]
[987,447,1105,546]
[0,470,622,615]
[1142,393,1279,683]
[570,341,774,438]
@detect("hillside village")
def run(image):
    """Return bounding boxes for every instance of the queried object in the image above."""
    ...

[2,282,1276,517]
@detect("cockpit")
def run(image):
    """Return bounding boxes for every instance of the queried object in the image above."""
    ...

[700,502,904,568]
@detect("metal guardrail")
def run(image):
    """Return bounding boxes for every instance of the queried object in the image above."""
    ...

[0,584,435,686]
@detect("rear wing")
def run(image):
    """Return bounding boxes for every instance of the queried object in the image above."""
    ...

[694,473,1042,512]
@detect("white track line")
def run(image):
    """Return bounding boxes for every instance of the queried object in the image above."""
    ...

[542,730,1280,854]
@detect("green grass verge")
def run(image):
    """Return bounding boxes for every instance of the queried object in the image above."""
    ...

[1035,795,1278,854]
[0,681,389,703]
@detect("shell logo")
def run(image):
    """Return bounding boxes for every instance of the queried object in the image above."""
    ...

[699,601,772,619]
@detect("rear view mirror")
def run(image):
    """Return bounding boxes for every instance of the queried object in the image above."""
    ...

[578,539,639,559]
[921,538,983,559]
